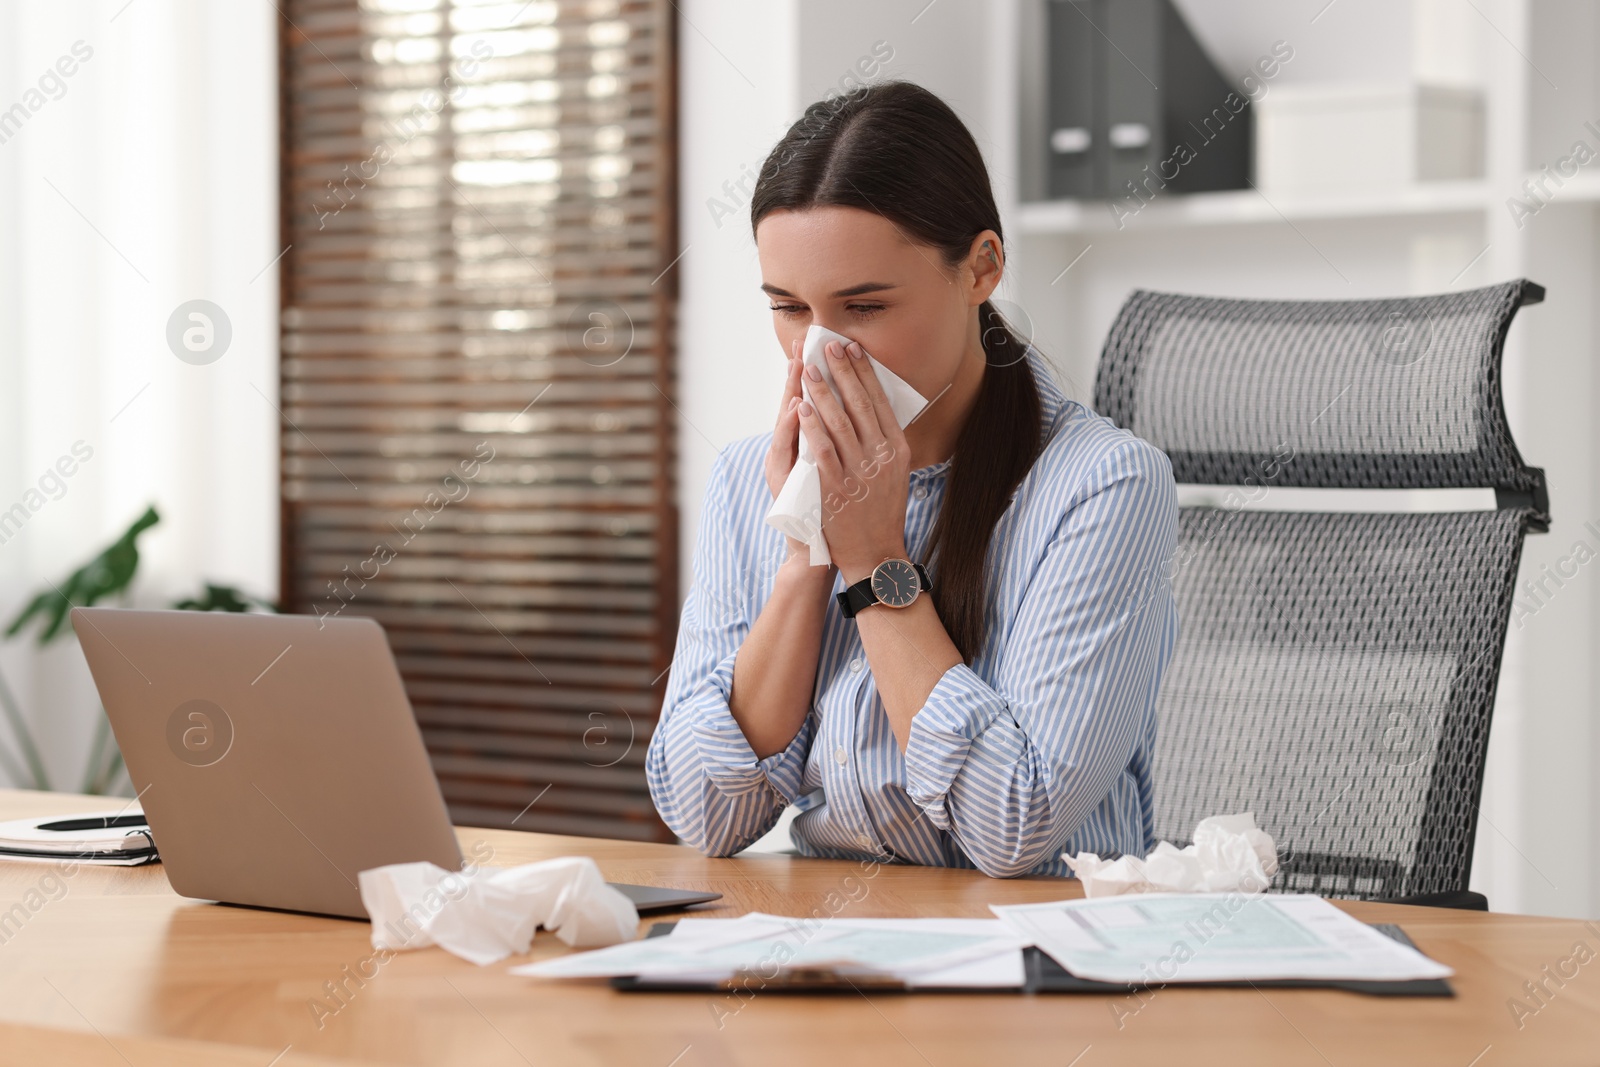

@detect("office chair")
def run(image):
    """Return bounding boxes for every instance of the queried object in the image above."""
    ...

[1092,279,1548,910]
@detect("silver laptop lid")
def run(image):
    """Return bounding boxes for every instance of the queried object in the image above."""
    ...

[71,608,463,919]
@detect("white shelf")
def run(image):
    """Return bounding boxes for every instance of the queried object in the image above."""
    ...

[1016,179,1491,236]
[1518,171,1600,205]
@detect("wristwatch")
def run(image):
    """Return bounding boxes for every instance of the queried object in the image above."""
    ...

[836,558,933,619]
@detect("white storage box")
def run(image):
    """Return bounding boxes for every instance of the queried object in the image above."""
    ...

[1255,83,1484,193]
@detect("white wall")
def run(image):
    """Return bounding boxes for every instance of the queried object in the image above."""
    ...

[674,0,802,586]
[0,0,278,792]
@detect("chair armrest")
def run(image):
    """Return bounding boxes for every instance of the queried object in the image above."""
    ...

[1372,890,1488,911]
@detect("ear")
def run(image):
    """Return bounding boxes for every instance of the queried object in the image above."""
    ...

[964,230,1004,307]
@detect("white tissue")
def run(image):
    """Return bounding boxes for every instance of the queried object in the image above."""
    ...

[1063,813,1280,898]
[358,856,638,966]
[766,324,931,567]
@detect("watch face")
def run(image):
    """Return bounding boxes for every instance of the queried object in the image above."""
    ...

[871,559,920,608]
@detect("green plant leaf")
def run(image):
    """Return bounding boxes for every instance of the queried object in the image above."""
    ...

[171,583,280,613]
[1,505,279,795]
[5,505,160,646]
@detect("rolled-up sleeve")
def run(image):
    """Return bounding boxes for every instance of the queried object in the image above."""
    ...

[646,448,815,856]
[902,440,1180,877]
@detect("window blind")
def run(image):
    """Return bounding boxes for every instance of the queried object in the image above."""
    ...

[278,0,678,841]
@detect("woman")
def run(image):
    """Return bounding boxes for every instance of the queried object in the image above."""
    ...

[645,80,1180,878]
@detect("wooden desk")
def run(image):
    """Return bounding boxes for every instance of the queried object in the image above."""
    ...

[1,789,1595,1066]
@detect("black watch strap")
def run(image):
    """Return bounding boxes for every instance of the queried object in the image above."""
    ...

[836,562,932,619]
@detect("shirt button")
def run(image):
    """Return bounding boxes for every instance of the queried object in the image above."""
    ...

[849,658,862,672]
[833,747,848,766]
[856,833,873,849]
[913,485,928,500]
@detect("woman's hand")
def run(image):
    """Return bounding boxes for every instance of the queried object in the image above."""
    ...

[765,339,827,568]
[764,339,805,500]
[796,339,913,585]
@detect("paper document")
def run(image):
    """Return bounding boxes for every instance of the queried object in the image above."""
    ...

[511,912,1023,984]
[992,893,1454,984]
[673,915,1028,989]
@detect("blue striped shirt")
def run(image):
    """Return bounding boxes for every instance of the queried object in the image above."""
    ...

[646,345,1181,877]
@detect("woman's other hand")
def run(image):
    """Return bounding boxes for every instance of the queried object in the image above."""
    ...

[765,338,823,567]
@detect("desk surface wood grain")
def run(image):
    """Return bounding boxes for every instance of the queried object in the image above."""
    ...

[0,789,1595,1067]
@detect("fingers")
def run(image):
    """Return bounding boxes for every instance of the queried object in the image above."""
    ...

[769,343,807,497]
[779,339,803,410]
[779,391,800,442]
[828,340,891,443]
[795,388,840,475]
[841,341,906,465]
[774,342,803,438]
[812,343,866,440]
[800,342,877,463]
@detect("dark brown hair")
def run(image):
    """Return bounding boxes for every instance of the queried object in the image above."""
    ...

[749,79,1045,663]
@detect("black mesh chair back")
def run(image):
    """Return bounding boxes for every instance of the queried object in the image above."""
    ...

[1092,280,1548,903]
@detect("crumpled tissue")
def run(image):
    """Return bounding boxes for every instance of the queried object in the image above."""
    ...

[358,856,638,965]
[1063,813,1279,898]
[765,323,930,567]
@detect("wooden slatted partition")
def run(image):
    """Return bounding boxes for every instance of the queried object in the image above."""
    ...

[278,0,678,841]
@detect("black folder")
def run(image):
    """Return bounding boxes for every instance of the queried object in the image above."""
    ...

[611,921,1453,997]
[1043,0,1252,201]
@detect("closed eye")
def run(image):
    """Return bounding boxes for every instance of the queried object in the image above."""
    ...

[768,304,887,319]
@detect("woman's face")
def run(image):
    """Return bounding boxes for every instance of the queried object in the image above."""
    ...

[755,205,998,399]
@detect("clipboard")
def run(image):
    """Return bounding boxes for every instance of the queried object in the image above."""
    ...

[610,921,1454,997]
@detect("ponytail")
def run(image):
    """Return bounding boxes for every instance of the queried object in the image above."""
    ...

[920,301,1043,661]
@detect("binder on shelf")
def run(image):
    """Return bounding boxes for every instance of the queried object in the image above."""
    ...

[1043,0,1252,202]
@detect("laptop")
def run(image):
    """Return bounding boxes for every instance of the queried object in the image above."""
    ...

[71,608,719,920]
